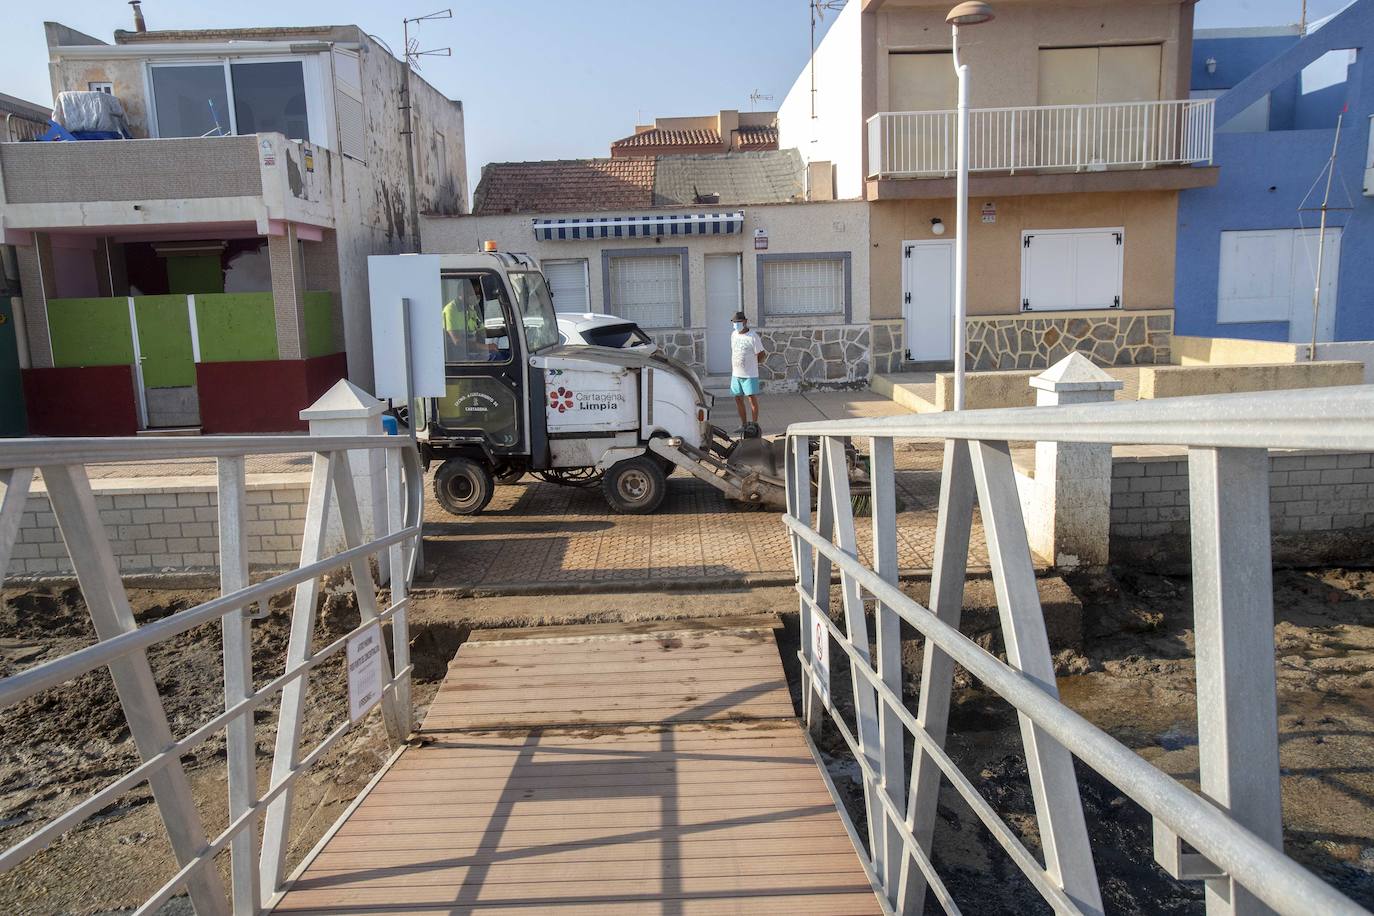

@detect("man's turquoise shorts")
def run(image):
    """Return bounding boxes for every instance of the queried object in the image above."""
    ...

[730,376,761,396]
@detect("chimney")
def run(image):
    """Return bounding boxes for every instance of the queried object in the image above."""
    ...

[129,1,147,33]
[717,109,739,151]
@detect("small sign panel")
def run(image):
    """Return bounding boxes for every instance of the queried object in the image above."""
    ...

[981,202,997,224]
[754,227,769,250]
[368,254,446,399]
[810,607,830,708]
[347,623,385,722]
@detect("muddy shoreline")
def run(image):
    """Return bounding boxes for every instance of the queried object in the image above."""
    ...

[0,568,1371,914]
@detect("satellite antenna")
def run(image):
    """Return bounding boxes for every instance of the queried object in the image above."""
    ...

[749,89,774,111]
[811,1,845,118]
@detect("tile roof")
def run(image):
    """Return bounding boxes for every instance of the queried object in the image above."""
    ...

[737,126,779,150]
[611,128,721,151]
[472,158,655,215]
[470,150,804,216]
[652,150,803,208]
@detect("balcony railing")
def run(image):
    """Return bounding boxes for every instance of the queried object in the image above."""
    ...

[867,98,1215,179]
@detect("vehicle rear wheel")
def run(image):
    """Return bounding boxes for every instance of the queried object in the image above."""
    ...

[433,457,494,516]
[601,456,667,515]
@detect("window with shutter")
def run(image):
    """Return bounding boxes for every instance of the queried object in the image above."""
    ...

[607,254,682,329]
[542,259,590,312]
[762,258,845,317]
[1020,228,1124,311]
[332,48,366,162]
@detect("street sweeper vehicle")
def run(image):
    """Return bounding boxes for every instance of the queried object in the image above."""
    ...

[374,249,866,516]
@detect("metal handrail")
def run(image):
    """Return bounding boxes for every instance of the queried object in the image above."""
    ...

[866,97,1215,178]
[0,434,424,916]
[783,385,1374,916]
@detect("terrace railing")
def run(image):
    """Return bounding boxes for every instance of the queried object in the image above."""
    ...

[867,98,1215,179]
[784,385,1373,916]
[0,434,423,915]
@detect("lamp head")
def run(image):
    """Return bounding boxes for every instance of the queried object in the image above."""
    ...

[946,1,994,25]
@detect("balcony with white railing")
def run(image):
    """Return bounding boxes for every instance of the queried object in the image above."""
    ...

[866,98,1215,184]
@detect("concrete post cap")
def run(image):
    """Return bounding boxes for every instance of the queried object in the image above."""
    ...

[300,378,387,421]
[1029,352,1125,393]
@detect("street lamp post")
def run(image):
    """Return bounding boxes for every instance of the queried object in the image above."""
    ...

[946,2,994,411]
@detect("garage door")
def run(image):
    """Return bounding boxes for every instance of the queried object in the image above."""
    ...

[1020,228,1123,311]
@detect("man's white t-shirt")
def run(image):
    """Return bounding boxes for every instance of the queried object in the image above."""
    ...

[730,329,765,378]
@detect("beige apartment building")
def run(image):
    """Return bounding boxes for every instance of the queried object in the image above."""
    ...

[779,0,1218,371]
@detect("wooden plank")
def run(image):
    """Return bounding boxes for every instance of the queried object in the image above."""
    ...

[464,615,782,643]
[315,817,852,853]
[297,852,864,886]
[271,623,880,915]
[276,892,884,915]
[274,870,878,908]
[308,833,859,869]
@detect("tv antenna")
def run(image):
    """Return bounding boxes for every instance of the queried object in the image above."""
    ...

[403,8,453,70]
[398,8,452,251]
[749,89,774,110]
[811,0,845,118]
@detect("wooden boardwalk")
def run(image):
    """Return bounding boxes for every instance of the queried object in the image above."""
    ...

[272,617,882,915]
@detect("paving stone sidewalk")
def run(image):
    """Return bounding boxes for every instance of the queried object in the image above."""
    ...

[421,442,993,591]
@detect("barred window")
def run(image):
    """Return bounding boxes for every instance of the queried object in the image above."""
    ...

[607,254,682,328]
[762,258,845,317]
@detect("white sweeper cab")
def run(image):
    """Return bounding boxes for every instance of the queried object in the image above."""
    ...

[369,249,865,516]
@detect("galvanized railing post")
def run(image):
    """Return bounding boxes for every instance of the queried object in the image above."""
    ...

[0,467,34,579]
[329,450,407,745]
[386,447,414,733]
[899,439,976,915]
[967,440,1104,914]
[218,456,261,916]
[869,437,906,906]
[822,437,885,883]
[1188,447,1284,916]
[787,434,821,731]
[259,451,337,904]
[44,463,231,916]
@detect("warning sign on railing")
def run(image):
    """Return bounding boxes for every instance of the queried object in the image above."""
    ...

[810,607,830,707]
[347,623,385,722]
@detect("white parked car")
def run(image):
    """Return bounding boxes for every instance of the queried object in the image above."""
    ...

[556,312,658,352]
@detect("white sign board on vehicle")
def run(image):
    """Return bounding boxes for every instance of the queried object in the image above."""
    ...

[810,606,830,707]
[367,254,446,399]
[346,623,385,722]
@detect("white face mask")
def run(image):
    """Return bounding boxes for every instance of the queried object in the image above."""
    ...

[732,321,745,332]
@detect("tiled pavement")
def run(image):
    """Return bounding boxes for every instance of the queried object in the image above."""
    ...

[421,438,993,591]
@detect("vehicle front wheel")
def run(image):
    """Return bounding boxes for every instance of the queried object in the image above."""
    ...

[601,456,668,515]
[433,457,494,516]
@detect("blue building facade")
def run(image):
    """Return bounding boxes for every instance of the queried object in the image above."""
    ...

[1175,2,1374,344]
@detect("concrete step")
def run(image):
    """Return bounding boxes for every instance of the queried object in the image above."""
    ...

[871,372,940,413]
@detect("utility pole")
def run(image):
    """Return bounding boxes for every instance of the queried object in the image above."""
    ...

[401,9,453,252]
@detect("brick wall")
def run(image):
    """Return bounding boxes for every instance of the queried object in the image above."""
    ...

[9,481,309,577]
[1111,451,1374,541]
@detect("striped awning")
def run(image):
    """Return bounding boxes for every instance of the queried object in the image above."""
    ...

[532,210,744,241]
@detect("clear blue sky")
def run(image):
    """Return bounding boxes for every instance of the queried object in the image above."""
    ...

[0,0,1352,198]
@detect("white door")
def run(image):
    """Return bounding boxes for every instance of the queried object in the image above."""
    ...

[542,258,590,313]
[1216,227,1341,341]
[705,253,742,375]
[903,240,954,362]
[1289,227,1341,343]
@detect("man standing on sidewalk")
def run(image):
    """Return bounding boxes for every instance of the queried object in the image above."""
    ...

[729,310,766,435]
